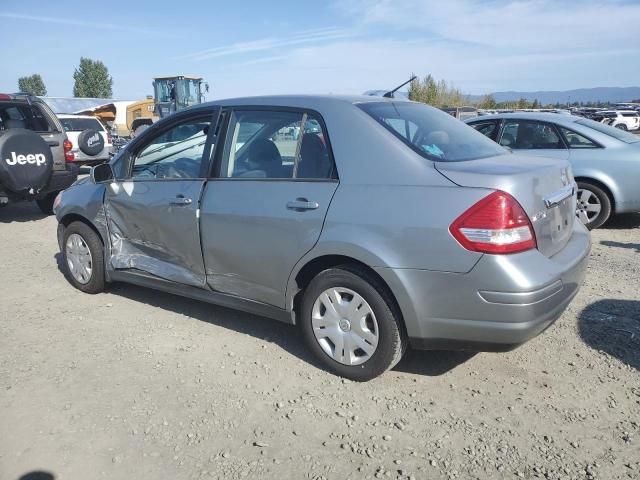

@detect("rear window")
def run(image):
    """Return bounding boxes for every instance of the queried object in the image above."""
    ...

[60,117,103,132]
[576,118,640,143]
[358,102,507,162]
[0,102,57,132]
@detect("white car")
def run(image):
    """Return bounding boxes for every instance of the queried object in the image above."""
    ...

[57,114,112,164]
[599,110,640,131]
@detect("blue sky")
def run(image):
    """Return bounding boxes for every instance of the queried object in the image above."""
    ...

[1,0,639,100]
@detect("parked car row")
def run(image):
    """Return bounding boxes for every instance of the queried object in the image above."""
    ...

[572,108,640,131]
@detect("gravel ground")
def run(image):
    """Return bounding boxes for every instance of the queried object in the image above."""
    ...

[1,202,638,480]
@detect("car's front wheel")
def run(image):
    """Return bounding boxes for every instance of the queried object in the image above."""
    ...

[576,181,612,230]
[62,221,105,294]
[299,265,405,381]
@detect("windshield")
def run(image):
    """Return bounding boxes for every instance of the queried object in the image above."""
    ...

[576,118,640,143]
[60,117,103,132]
[175,79,201,108]
[358,102,507,162]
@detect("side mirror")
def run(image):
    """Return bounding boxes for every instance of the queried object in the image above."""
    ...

[91,163,114,184]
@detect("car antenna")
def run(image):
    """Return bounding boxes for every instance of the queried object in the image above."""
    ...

[383,76,417,98]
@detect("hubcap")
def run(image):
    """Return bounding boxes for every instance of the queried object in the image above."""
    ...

[311,287,379,366]
[65,233,93,284]
[576,188,601,225]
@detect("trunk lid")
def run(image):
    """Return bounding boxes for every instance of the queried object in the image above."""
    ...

[436,153,577,258]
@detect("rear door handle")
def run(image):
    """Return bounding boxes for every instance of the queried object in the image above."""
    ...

[170,195,193,205]
[287,198,319,211]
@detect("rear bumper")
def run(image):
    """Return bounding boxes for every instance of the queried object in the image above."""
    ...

[376,221,591,351]
[42,164,79,195]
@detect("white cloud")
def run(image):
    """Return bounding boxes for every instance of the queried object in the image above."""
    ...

[0,12,164,36]
[336,0,640,50]
[183,27,358,61]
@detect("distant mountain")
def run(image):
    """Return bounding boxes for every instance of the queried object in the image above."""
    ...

[469,87,640,105]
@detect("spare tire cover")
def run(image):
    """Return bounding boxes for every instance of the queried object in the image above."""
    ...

[78,129,104,156]
[0,128,53,193]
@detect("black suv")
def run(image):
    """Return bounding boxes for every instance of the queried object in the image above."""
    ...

[0,93,78,213]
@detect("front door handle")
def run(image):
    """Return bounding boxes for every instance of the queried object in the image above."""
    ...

[287,198,319,211]
[170,195,193,205]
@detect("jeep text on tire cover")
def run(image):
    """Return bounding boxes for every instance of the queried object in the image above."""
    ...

[5,152,48,166]
[0,128,53,193]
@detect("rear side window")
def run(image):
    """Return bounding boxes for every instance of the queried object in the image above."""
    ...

[499,120,564,150]
[357,102,506,162]
[220,109,334,180]
[0,103,56,132]
[559,127,599,149]
[60,117,104,132]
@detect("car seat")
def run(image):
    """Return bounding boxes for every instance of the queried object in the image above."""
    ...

[297,134,331,179]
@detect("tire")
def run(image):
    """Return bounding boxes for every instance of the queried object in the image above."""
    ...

[576,181,612,230]
[299,264,405,381]
[36,192,56,215]
[62,221,105,294]
[614,123,628,131]
[77,129,105,156]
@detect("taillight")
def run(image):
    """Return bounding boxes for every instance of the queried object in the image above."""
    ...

[107,132,112,144]
[63,139,74,162]
[449,191,536,254]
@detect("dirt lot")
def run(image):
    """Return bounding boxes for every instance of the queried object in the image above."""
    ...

[1,202,638,480]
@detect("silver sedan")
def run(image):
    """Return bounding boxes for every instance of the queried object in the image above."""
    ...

[466,112,640,229]
[55,97,589,380]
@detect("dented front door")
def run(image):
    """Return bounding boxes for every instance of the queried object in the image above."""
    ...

[104,109,219,287]
[106,179,207,287]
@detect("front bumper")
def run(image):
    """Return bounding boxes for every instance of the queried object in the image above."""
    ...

[376,221,591,351]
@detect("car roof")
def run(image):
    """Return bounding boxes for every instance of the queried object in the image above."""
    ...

[195,94,403,110]
[466,112,582,125]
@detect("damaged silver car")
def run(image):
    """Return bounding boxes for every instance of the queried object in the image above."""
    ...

[54,95,590,380]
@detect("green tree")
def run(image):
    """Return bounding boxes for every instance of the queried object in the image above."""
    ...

[73,57,113,98]
[479,94,497,109]
[407,73,466,107]
[517,97,530,109]
[18,74,47,96]
[531,99,540,109]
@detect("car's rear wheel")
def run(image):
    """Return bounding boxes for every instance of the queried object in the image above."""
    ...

[299,265,405,381]
[576,181,612,230]
[615,123,628,130]
[62,221,105,294]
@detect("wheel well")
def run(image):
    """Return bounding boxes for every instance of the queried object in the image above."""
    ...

[293,255,407,335]
[61,214,104,245]
[575,177,615,210]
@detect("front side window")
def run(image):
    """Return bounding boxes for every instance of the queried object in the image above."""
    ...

[357,102,506,162]
[220,109,333,180]
[131,117,211,180]
[499,120,564,150]
[559,127,599,149]
[469,121,499,140]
